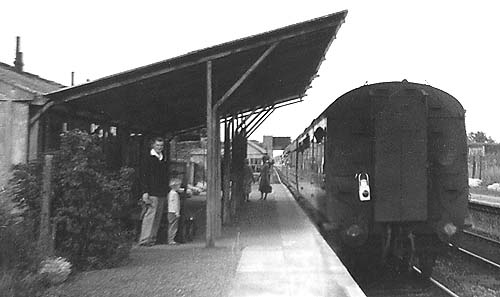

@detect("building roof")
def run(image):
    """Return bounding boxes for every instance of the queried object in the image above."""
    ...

[0,62,64,103]
[272,137,292,150]
[45,10,347,134]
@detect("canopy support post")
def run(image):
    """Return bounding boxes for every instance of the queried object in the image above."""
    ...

[206,60,218,247]
[215,118,222,237]
[222,119,232,224]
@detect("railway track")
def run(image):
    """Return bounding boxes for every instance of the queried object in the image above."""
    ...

[358,266,460,297]
[413,267,461,297]
[453,229,500,269]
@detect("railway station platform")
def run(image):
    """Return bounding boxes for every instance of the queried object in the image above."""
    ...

[227,182,364,297]
[469,193,500,208]
[43,180,365,297]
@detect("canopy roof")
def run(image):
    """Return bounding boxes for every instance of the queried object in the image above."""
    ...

[45,11,347,134]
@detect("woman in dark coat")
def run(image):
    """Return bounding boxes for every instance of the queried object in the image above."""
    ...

[258,156,272,200]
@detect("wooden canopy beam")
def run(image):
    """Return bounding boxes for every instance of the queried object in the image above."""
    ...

[29,100,55,126]
[247,106,276,137]
[237,107,268,133]
[214,42,279,112]
[245,106,274,135]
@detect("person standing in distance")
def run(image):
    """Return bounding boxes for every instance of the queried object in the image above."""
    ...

[243,159,255,202]
[139,137,170,246]
[259,155,272,200]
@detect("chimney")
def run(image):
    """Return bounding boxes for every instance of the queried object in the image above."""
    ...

[14,36,24,72]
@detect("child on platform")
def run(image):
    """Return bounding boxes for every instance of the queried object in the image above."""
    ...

[167,180,181,245]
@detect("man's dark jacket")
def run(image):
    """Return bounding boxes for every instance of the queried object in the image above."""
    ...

[140,154,169,197]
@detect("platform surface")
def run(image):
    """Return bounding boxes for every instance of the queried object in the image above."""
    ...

[470,193,500,207]
[228,182,365,297]
[42,180,365,297]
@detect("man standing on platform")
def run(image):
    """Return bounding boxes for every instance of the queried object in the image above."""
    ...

[139,137,170,246]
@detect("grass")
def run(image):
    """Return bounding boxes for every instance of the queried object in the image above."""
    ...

[0,270,49,297]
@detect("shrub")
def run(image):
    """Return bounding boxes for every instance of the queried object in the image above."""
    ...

[0,220,40,272]
[7,161,43,232]
[0,178,41,273]
[51,130,136,270]
[38,257,72,285]
[0,270,50,297]
[3,129,136,271]
[481,166,500,185]
[0,188,45,297]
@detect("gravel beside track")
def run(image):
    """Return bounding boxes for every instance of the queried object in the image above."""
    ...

[433,248,500,297]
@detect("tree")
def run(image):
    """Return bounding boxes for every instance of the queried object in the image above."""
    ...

[467,131,495,144]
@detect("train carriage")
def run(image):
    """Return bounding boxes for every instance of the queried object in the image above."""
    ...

[281,80,469,276]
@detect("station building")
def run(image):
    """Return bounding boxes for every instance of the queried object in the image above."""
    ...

[0,38,64,186]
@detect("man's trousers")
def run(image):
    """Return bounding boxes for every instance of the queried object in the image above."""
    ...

[139,195,165,245]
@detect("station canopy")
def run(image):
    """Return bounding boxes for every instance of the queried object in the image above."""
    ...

[45,11,347,135]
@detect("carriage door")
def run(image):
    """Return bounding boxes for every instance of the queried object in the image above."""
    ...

[374,88,428,222]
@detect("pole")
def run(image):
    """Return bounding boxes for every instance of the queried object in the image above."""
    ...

[215,119,222,236]
[479,155,483,180]
[230,117,237,218]
[206,61,216,247]
[222,120,232,224]
[39,154,54,257]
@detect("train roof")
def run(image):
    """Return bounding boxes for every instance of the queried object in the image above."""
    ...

[284,80,466,153]
[324,80,465,117]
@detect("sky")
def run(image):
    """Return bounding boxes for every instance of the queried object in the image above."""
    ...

[1,1,499,142]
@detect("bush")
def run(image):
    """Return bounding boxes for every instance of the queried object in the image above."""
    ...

[0,220,40,272]
[481,166,500,185]
[3,129,136,272]
[38,257,72,285]
[0,270,48,297]
[52,130,136,270]
[0,191,45,297]
[0,176,41,273]
[7,161,43,233]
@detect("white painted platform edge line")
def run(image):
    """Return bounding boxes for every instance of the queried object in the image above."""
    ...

[469,198,500,207]
[274,167,283,184]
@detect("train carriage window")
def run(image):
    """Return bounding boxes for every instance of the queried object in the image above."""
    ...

[314,127,325,143]
[302,135,310,149]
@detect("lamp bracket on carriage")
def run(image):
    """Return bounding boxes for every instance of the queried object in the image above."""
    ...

[356,172,371,201]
